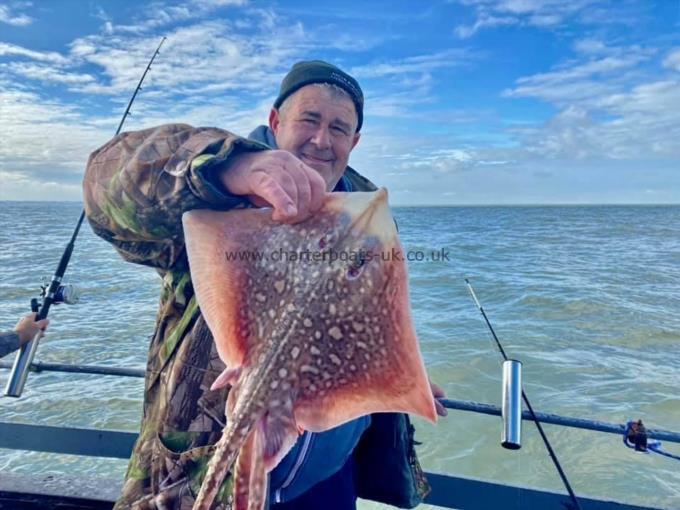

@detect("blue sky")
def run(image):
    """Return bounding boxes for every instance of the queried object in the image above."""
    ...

[0,0,679,204]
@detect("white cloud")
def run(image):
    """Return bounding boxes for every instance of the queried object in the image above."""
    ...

[0,88,112,186]
[350,51,475,121]
[0,4,32,26]
[503,49,653,106]
[63,15,306,98]
[454,0,618,38]
[365,92,432,118]
[192,0,248,7]
[4,62,96,84]
[663,48,680,72]
[103,0,248,35]
[572,38,609,55]
[504,48,680,161]
[0,42,69,64]
[351,50,471,78]
[455,15,518,38]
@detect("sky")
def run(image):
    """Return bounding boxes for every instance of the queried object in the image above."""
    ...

[0,0,679,205]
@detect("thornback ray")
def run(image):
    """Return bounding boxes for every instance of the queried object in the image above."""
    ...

[182,188,437,510]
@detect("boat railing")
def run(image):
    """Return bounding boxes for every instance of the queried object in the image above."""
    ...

[1,360,678,510]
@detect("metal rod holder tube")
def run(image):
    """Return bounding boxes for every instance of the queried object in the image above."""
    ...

[3,332,42,397]
[502,359,522,450]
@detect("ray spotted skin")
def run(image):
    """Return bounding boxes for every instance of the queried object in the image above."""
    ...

[183,189,437,510]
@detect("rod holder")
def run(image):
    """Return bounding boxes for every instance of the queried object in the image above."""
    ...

[502,359,522,450]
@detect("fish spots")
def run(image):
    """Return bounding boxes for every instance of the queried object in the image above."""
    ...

[183,194,439,508]
[270,380,279,389]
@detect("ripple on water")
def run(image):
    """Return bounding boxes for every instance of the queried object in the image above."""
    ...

[1,203,679,509]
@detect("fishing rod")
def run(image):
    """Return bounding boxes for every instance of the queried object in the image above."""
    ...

[465,278,583,510]
[4,36,166,398]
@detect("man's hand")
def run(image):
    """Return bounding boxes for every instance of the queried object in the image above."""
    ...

[14,313,49,346]
[221,150,327,224]
[430,380,448,417]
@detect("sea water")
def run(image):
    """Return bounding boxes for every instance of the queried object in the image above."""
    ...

[0,202,678,509]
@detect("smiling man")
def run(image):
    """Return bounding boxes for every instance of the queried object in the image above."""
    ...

[84,60,443,510]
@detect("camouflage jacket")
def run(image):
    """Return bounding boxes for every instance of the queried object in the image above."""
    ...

[83,123,430,509]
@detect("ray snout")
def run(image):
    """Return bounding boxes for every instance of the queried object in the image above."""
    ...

[328,188,395,243]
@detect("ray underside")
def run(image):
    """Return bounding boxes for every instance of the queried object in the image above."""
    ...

[183,191,436,510]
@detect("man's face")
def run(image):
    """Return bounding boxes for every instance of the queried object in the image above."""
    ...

[270,85,361,191]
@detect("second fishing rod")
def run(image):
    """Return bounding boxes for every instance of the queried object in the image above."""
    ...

[4,36,167,398]
[465,278,583,510]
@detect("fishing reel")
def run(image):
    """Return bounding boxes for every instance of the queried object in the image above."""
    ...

[30,279,80,313]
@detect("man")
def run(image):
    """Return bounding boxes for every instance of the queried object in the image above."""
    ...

[84,60,445,510]
[0,313,49,359]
